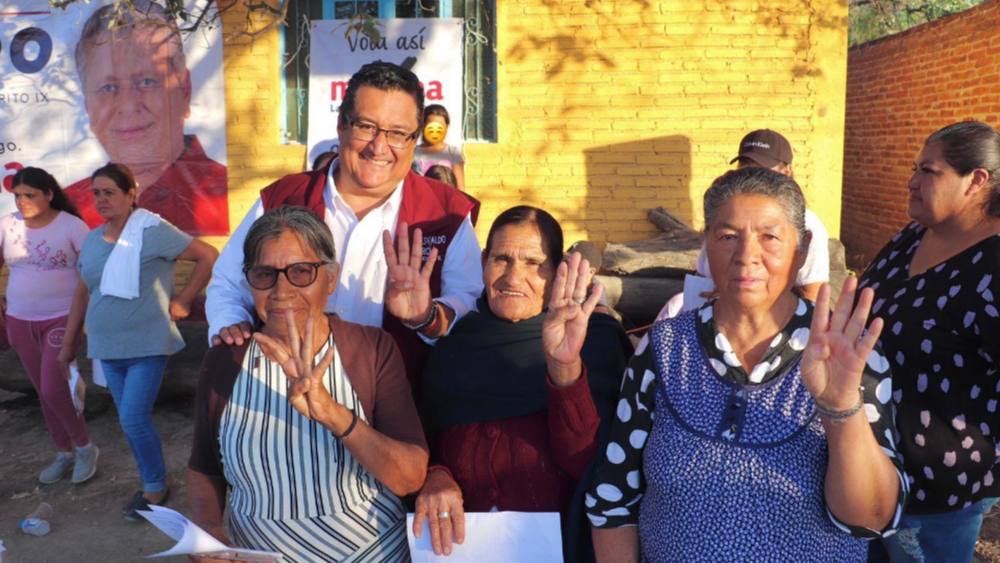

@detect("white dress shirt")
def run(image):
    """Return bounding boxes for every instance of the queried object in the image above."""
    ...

[205,160,483,344]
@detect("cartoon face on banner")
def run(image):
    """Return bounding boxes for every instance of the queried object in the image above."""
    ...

[0,0,229,236]
[307,19,465,167]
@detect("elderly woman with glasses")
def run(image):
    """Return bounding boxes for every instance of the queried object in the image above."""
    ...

[186,206,429,563]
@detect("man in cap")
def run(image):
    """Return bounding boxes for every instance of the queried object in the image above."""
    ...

[659,129,830,318]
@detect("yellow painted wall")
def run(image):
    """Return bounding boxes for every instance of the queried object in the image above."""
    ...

[218,0,849,247]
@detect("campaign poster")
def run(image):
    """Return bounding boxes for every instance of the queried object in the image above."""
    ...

[0,0,229,235]
[307,18,464,167]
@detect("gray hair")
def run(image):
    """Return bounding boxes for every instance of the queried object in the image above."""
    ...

[75,0,187,88]
[243,207,338,274]
[703,167,807,249]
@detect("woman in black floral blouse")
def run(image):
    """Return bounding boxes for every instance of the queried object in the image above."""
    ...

[861,121,1000,563]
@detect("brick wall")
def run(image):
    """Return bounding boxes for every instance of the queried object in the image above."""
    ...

[843,0,1000,267]
[218,0,848,247]
[469,0,848,244]
[216,11,311,249]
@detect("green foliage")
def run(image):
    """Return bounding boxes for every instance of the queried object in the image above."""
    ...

[343,12,384,43]
[849,0,988,46]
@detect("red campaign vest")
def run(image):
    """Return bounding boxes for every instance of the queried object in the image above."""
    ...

[260,166,480,391]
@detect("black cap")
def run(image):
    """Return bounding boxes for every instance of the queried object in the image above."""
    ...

[730,129,793,169]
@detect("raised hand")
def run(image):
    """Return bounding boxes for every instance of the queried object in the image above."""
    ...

[382,222,438,326]
[800,276,884,413]
[253,312,338,422]
[542,252,603,387]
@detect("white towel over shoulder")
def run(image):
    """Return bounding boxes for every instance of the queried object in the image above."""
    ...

[100,209,161,299]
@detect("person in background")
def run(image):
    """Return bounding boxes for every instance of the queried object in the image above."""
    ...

[412,104,466,192]
[862,121,1000,563]
[58,163,218,521]
[187,206,427,563]
[424,165,458,189]
[1,167,98,485]
[565,240,610,315]
[589,167,904,563]
[414,206,632,562]
[65,0,228,236]
[659,129,830,318]
[312,149,338,172]
[206,62,482,391]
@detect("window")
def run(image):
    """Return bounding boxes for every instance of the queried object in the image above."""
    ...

[281,0,496,144]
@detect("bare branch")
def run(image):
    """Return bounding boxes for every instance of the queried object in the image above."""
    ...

[227,0,289,47]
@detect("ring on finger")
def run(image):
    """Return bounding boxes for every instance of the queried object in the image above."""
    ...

[572,297,585,304]
[438,511,451,519]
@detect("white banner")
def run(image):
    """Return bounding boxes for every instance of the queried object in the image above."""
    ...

[0,0,229,235]
[307,18,464,165]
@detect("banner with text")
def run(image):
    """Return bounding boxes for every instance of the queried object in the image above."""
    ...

[307,18,464,167]
[0,0,229,235]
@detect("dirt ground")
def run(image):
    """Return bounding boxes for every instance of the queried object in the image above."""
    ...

[0,388,195,563]
[3,387,1000,563]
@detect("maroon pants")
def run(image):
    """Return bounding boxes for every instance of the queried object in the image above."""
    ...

[7,315,90,450]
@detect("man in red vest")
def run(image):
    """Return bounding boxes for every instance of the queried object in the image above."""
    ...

[206,62,482,386]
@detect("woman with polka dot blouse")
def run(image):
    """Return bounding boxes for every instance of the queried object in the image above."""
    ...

[862,121,1000,563]
[587,167,906,563]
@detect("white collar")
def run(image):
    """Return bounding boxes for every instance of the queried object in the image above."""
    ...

[325,157,405,221]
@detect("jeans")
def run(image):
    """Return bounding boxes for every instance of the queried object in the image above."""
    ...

[101,356,169,493]
[869,497,1000,563]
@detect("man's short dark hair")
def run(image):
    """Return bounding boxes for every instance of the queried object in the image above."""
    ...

[75,0,186,87]
[338,61,425,132]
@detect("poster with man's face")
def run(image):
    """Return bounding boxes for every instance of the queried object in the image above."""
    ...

[0,0,229,235]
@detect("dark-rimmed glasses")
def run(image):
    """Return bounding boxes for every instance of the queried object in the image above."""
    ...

[346,117,418,149]
[243,262,329,290]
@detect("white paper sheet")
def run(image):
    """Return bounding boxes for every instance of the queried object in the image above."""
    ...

[406,512,563,563]
[138,505,283,562]
[68,362,85,414]
[91,358,107,387]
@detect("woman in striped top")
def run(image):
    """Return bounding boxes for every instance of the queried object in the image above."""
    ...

[186,206,428,563]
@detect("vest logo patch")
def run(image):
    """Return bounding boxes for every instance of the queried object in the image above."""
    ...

[423,235,447,262]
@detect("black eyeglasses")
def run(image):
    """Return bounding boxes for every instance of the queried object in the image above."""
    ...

[346,118,417,149]
[243,262,329,290]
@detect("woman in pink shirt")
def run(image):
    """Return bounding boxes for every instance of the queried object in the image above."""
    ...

[1,167,99,485]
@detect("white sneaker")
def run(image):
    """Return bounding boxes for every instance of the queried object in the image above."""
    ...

[39,452,75,484]
[72,445,99,484]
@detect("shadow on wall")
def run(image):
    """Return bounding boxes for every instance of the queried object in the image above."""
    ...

[583,135,693,329]
[583,135,694,238]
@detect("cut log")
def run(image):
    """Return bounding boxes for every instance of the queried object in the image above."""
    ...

[597,275,684,328]
[648,207,701,239]
[601,208,702,277]
[602,235,702,277]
